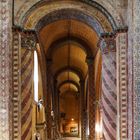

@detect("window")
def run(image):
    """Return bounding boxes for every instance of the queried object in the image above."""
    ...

[34,51,38,102]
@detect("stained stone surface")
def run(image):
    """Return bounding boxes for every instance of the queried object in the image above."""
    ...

[132,1,140,140]
[127,1,133,140]
[0,0,12,140]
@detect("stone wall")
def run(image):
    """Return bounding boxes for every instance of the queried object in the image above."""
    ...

[0,0,13,140]
[127,0,140,139]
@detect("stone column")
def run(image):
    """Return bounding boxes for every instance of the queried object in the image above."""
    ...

[80,80,87,140]
[53,79,59,127]
[46,59,53,139]
[21,31,36,140]
[57,89,61,132]
[100,33,117,140]
[86,57,96,140]
[53,79,60,139]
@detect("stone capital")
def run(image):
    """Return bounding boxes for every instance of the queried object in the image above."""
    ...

[115,26,128,33]
[21,32,37,50]
[99,32,116,54]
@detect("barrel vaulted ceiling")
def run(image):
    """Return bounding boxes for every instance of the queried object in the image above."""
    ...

[38,19,99,95]
[39,20,98,55]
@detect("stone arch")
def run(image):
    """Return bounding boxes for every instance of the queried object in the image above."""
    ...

[13,1,127,140]
[46,36,93,59]
[15,0,123,29]
[58,80,80,92]
[54,66,84,81]
[16,0,122,33]
[35,9,104,35]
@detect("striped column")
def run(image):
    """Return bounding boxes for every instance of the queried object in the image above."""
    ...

[80,80,88,140]
[86,58,96,140]
[21,31,36,140]
[46,59,53,139]
[100,33,117,140]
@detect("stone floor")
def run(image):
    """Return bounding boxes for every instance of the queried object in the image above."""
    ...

[61,137,81,140]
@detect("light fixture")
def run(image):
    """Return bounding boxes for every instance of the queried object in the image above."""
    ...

[71,118,74,121]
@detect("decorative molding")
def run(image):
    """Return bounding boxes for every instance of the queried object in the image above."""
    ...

[16,1,116,32]
[13,25,38,49]
[15,0,122,30]
[12,29,21,140]
[81,0,117,29]
[35,9,103,35]
[21,35,36,50]
[116,31,128,140]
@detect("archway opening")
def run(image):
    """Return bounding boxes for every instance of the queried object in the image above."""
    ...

[37,19,102,139]
[13,0,124,140]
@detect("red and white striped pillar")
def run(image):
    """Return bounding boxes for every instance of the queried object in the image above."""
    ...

[100,33,117,140]
[21,31,36,140]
